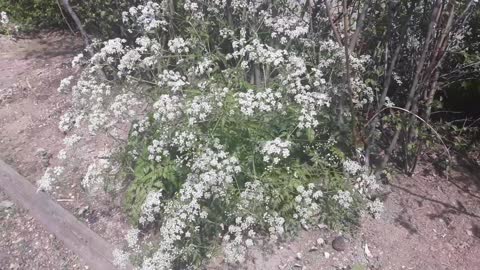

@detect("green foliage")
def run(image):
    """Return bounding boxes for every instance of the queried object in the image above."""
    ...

[0,0,139,35]
[72,0,141,37]
[0,0,64,31]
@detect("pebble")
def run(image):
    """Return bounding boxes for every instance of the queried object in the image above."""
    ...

[364,243,373,258]
[309,246,318,252]
[296,252,302,260]
[332,236,347,251]
[77,205,89,216]
[317,223,328,229]
[324,251,331,259]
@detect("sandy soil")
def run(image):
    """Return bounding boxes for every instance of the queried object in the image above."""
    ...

[0,32,130,270]
[0,33,479,270]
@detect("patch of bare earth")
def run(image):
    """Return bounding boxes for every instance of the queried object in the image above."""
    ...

[1,33,479,270]
[211,161,480,270]
[0,32,130,270]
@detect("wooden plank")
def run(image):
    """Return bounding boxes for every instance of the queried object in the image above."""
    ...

[0,160,133,270]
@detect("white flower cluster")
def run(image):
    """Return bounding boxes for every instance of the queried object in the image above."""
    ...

[142,145,241,270]
[90,38,126,65]
[57,76,74,93]
[343,159,363,175]
[63,134,81,147]
[168,37,190,54]
[118,50,142,76]
[153,94,183,122]
[333,190,353,209]
[239,180,266,210]
[37,166,64,192]
[260,138,291,165]
[188,57,214,77]
[237,88,283,116]
[293,184,323,226]
[113,248,129,269]
[82,152,117,193]
[263,212,285,241]
[158,70,189,92]
[122,1,168,33]
[223,216,256,263]
[139,190,163,225]
[147,138,169,163]
[342,159,380,196]
[0,11,8,25]
[171,130,198,155]
[367,199,384,219]
[228,38,287,67]
[110,92,139,118]
[59,114,74,133]
[295,91,330,129]
[186,96,213,125]
[126,228,140,248]
[72,53,84,68]
[131,117,151,137]
[265,13,309,41]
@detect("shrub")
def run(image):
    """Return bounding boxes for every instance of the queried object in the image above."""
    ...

[0,0,63,31]
[48,1,382,269]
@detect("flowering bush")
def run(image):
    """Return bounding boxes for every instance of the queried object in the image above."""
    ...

[48,0,383,268]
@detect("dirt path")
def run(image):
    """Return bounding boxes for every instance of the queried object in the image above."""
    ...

[1,33,479,270]
[0,33,129,270]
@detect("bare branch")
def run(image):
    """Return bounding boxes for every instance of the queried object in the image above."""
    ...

[349,0,370,52]
[324,0,344,45]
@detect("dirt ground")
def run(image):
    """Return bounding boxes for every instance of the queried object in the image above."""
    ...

[0,33,479,270]
[0,32,130,270]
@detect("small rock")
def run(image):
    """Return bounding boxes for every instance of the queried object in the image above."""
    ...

[293,264,303,268]
[317,223,328,229]
[324,251,330,259]
[332,236,347,251]
[309,246,318,252]
[296,252,302,260]
[467,230,473,236]
[364,243,373,258]
[316,237,325,246]
[77,205,89,216]
[0,200,14,210]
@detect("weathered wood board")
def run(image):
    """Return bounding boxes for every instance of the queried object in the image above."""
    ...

[0,159,132,270]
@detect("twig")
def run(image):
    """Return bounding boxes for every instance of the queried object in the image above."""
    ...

[61,0,90,47]
[378,0,443,172]
[366,106,451,178]
[349,0,370,52]
[56,0,75,35]
[324,0,343,45]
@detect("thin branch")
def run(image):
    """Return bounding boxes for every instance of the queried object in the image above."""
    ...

[349,0,370,52]
[56,0,75,35]
[61,0,90,47]
[324,0,343,45]
[378,0,443,172]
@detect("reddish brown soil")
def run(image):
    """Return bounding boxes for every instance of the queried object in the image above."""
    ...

[0,32,130,270]
[1,33,479,270]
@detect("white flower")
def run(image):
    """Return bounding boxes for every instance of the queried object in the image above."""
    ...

[260,138,291,165]
[333,190,353,209]
[168,37,190,54]
[367,199,384,219]
[0,11,9,25]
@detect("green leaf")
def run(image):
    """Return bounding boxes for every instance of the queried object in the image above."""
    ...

[306,128,315,143]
